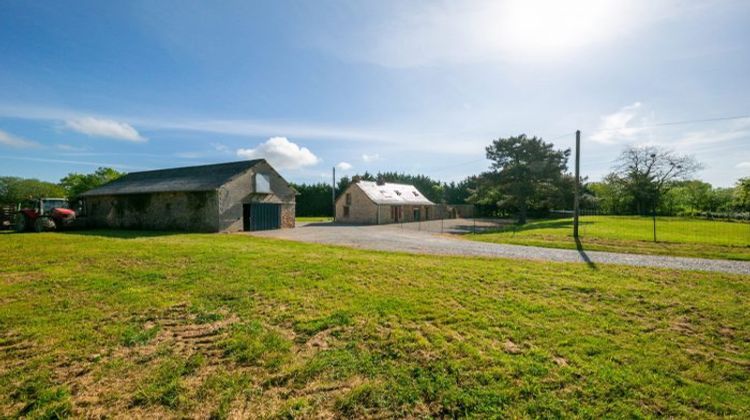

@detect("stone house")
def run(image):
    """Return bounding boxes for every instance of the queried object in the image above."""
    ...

[335,181,438,224]
[80,160,295,232]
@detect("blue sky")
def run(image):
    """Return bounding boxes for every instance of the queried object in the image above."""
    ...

[1,0,749,186]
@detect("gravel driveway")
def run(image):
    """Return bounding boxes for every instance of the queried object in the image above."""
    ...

[250,221,750,275]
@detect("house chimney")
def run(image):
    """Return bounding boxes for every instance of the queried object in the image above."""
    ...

[352,175,362,183]
[376,176,385,186]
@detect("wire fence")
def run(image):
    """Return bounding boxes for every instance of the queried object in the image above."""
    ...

[572,209,750,246]
[390,207,750,247]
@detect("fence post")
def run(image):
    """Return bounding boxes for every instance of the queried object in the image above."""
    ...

[573,130,581,239]
[652,203,657,242]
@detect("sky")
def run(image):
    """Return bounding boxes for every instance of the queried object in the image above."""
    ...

[1,0,749,187]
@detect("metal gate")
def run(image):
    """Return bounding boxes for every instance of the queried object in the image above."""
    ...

[243,203,281,231]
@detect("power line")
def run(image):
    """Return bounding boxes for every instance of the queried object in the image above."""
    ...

[545,131,577,141]
[593,113,750,133]
[427,157,488,173]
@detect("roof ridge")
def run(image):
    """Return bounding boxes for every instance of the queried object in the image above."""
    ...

[80,159,266,197]
[123,159,264,176]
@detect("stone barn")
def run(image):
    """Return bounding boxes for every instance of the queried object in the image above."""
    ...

[335,180,438,224]
[80,160,295,232]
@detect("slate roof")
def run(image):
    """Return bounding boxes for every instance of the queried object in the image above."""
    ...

[81,160,264,196]
[356,181,435,205]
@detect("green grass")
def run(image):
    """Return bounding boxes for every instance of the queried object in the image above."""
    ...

[466,215,750,260]
[296,216,333,223]
[1,230,749,417]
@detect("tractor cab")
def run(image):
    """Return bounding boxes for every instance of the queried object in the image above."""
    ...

[14,198,76,232]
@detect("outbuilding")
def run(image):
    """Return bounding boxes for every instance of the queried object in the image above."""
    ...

[335,180,437,224]
[80,160,295,232]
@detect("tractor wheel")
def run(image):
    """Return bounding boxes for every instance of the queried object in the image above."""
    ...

[13,213,27,232]
[34,217,56,233]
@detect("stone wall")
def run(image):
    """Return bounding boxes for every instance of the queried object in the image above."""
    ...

[84,191,220,232]
[280,204,295,229]
[217,160,296,232]
[335,184,378,224]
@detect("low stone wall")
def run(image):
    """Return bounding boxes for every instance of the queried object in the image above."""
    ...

[84,191,220,232]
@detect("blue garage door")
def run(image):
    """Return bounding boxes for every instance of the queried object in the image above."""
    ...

[243,203,281,231]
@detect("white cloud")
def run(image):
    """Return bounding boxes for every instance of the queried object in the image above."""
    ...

[362,153,380,162]
[736,162,750,169]
[236,137,320,170]
[211,142,230,153]
[589,102,647,144]
[65,117,146,142]
[0,103,491,155]
[336,161,353,171]
[0,129,40,148]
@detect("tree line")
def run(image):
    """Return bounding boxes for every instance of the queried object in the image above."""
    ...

[0,167,123,204]
[295,135,750,222]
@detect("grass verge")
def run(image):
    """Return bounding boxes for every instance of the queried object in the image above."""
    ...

[466,216,750,260]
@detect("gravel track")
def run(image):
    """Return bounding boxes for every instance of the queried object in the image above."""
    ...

[250,221,750,275]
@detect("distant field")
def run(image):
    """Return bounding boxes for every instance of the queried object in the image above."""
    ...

[467,216,750,260]
[296,216,333,223]
[1,231,749,417]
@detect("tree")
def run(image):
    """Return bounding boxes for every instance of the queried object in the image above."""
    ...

[291,182,333,217]
[0,176,66,204]
[483,134,570,224]
[612,146,701,215]
[59,167,124,199]
[733,177,750,212]
[588,174,631,214]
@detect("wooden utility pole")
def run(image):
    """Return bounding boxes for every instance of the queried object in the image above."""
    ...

[332,167,336,221]
[573,130,581,239]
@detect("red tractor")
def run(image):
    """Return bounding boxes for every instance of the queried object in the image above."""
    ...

[14,198,76,232]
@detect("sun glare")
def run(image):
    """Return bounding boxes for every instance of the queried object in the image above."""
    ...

[497,0,625,57]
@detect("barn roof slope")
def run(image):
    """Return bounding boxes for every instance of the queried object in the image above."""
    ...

[81,160,264,196]
[356,181,435,205]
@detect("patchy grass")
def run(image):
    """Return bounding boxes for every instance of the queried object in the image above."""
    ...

[1,230,749,417]
[296,216,333,223]
[466,215,750,260]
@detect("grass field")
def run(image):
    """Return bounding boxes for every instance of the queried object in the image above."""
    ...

[296,216,333,223]
[467,216,750,261]
[1,231,749,418]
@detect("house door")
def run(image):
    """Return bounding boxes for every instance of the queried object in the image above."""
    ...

[391,206,402,222]
[412,207,420,221]
[243,203,281,231]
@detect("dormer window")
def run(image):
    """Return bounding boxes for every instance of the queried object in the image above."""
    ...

[395,190,402,196]
[413,191,419,196]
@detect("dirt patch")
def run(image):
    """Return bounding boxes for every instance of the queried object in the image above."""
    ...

[53,303,240,417]
[553,356,568,367]
[502,339,522,354]
[0,330,36,375]
[670,317,698,335]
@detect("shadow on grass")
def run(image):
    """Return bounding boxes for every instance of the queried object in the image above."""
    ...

[60,229,186,239]
[575,236,597,270]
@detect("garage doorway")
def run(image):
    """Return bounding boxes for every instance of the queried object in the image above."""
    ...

[243,203,281,231]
